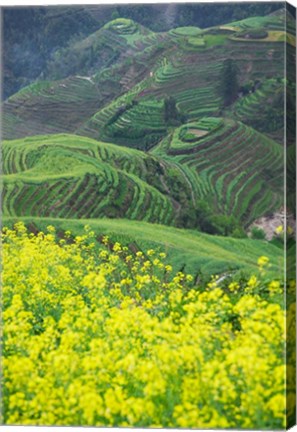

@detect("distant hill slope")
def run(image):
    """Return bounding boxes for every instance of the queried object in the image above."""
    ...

[3,19,173,141]
[44,18,167,81]
[3,11,292,143]
[3,4,284,98]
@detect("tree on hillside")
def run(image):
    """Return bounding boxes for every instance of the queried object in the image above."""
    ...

[221,58,239,106]
[164,96,182,126]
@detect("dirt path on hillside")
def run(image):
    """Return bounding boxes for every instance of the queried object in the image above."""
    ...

[249,207,296,240]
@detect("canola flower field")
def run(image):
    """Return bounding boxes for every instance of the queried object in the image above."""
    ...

[2,223,292,428]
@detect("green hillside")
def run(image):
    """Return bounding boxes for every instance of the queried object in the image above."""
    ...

[45,18,168,80]
[1,7,293,243]
[2,216,283,277]
[2,134,197,226]
[3,10,290,142]
[73,22,288,147]
[152,118,283,226]
[3,4,282,99]
[3,19,172,140]
[2,127,283,232]
[228,78,284,141]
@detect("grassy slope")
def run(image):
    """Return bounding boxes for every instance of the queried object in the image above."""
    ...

[2,216,283,277]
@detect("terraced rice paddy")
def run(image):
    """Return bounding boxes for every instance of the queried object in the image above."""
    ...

[229,78,284,140]
[3,21,172,142]
[3,11,287,145]
[2,134,198,226]
[3,77,102,139]
[152,118,284,226]
[1,8,293,237]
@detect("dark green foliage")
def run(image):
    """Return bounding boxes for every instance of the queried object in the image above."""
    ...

[221,59,239,107]
[210,215,243,237]
[177,200,244,237]
[164,96,182,126]
[105,100,138,127]
[231,227,247,239]
[239,79,261,96]
[236,29,268,39]
[2,7,101,98]
[251,227,266,240]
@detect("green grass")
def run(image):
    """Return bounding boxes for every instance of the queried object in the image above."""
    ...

[170,27,201,37]
[204,34,228,47]
[187,36,205,47]
[2,216,284,278]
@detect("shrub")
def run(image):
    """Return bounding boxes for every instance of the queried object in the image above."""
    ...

[251,226,266,240]
[236,29,268,39]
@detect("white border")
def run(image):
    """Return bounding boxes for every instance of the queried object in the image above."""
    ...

[0,0,295,5]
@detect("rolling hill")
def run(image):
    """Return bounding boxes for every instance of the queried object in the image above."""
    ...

[152,118,283,226]
[2,124,284,232]
[2,134,195,226]
[3,9,294,144]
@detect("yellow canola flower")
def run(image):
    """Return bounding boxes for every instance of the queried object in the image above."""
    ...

[257,255,269,267]
[46,225,56,233]
[229,282,239,293]
[275,225,283,235]
[113,242,122,253]
[2,226,286,429]
[268,280,282,295]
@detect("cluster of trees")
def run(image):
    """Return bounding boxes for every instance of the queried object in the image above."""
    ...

[178,199,246,238]
[221,59,239,107]
[164,96,185,126]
